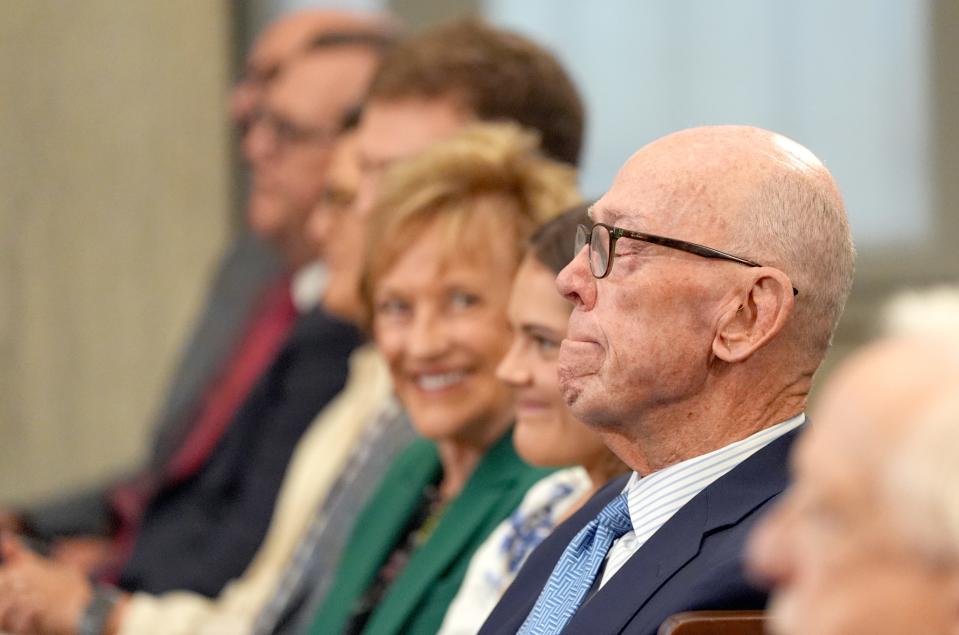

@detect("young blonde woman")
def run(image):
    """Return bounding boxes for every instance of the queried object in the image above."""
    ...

[438,205,627,634]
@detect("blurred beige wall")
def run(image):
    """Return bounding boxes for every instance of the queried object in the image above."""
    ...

[0,3,233,503]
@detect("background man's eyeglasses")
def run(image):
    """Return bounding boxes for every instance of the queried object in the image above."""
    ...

[250,108,334,148]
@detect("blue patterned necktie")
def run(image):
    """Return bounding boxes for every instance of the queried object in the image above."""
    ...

[518,492,633,635]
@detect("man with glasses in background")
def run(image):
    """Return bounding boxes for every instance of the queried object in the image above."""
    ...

[0,12,398,635]
[479,124,855,635]
[109,19,393,600]
[0,10,395,568]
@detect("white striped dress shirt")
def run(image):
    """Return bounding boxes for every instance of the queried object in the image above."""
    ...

[599,414,805,587]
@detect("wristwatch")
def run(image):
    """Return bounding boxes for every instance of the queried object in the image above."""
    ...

[77,584,121,635]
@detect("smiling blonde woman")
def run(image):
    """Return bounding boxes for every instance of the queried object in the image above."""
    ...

[305,122,580,635]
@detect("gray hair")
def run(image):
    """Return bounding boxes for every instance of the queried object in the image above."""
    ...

[884,385,959,565]
[728,149,856,359]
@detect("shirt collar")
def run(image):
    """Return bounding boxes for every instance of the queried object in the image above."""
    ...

[621,413,806,528]
[291,260,328,312]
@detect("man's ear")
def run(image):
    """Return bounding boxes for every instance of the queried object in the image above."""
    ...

[713,268,795,363]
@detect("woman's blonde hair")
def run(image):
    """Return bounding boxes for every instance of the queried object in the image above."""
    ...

[362,122,580,316]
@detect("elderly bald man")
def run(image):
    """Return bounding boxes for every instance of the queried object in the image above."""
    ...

[479,125,855,635]
[747,336,959,635]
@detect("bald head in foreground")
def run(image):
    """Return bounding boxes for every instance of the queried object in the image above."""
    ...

[479,125,855,635]
[747,336,959,635]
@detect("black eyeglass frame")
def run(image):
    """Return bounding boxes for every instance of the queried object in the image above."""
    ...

[576,222,799,296]
[249,107,335,148]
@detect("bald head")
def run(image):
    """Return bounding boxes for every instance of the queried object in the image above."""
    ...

[606,125,853,361]
[613,126,838,220]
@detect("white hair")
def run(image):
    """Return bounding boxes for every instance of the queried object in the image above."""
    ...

[880,285,959,339]
[884,386,959,565]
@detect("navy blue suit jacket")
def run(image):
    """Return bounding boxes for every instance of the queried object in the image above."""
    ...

[478,426,801,635]
[118,307,361,597]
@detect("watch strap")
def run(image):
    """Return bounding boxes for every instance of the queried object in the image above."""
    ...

[77,584,121,635]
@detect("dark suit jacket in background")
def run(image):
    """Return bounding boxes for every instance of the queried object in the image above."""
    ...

[145,231,284,472]
[479,427,801,635]
[117,306,361,597]
[18,232,282,539]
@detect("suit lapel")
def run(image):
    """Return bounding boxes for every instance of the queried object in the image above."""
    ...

[477,476,627,635]
[564,426,801,634]
[366,439,443,570]
[568,493,708,633]
[303,439,440,635]
[368,434,524,633]
[343,439,441,609]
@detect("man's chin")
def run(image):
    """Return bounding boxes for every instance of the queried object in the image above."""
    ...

[559,382,581,409]
[558,369,587,408]
[320,286,363,323]
[247,203,287,240]
[559,381,605,428]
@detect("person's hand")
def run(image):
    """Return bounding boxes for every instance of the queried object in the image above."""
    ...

[50,537,114,576]
[0,532,92,635]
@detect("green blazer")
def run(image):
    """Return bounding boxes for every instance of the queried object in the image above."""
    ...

[307,431,552,635]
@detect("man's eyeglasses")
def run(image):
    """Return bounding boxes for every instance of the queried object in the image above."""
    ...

[250,108,334,148]
[574,223,799,295]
